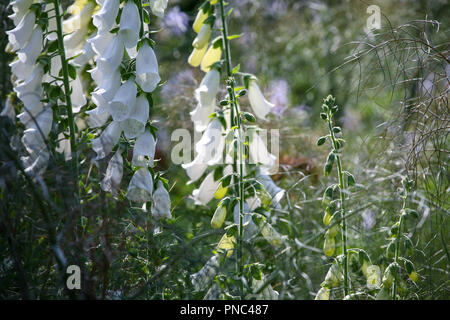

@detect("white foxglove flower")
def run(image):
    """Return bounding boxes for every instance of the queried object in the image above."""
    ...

[72,39,96,67]
[120,95,149,139]
[181,155,208,182]
[86,108,110,128]
[132,129,156,167]
[63,1,95,34]
[136,42,161,92]
[118,1,140,48]
[1,96,16,124]
[21,148,50,178]
[10,58,33,79]
[17,26,43,65]
[89,31,115,56]
[190,255,220,292]
[149,0,168,18]
[22,106,53,138]
[248,79,275,120]
[256,172,285,204]
[93,0,120,34]
[70,73,87,113]
[64,26,90,59]
[6,10,35,51]
[56,132,72,161]
[248,130,277,174]
[8,0,33,25]
[151,180,172,219]
[190,100,216,133]
[98,36,124,74]
[126,168,153,202]
[100,150,123,195]
[193,23,212,49]
[91,121,122,159]
[13,64,43,98]
[16,91,43,125]
[45,2,58,41]
[109,78,137,121]
[197,68,220,106]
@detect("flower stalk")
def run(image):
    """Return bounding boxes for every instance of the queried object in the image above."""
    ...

[218,0,245,290]
[53,0,79,195]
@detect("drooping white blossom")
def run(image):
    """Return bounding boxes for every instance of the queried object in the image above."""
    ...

[149,0,168,18]
[151,180,172,219]
[126,168,154,203]
[136,42,161,93]
[91,121,122,160]
[119,0,141,49]
[120,95,149,139]
[6,10,35,51]
[132,129,156,167]
[248,79,275,121]
[100,149,123,195]
[93,0,120,34]
[109,78,137,121]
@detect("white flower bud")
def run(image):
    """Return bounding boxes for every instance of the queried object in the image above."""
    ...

[120,95,149,139]
[118,1,140,49]
[149,0,168,18]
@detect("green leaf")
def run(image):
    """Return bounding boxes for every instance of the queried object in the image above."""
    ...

[228,33,243,40]
[346,172,355,186]
[317,136,327,146]
[232,63,240,74]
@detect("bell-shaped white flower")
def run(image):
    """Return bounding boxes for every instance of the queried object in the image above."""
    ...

[13,64,43,99]
[135,42,161,92]
[190,255,220,292]
[21,148,50,178]
[256,172,285,205]
[88,31,114,56]
[120,95,149,139]
[108,78,137,121]
[181,154,208,182]
[151,180,172,219]
[10,58,33,79]
[197,68,220,106]
[6,10,35,52]
[193,23,212,49]
[93,0,119,34]
[72,39,96,67]
[17,26,43,65]
[195,118,225,166]
[132,129,156,167]
[248,79,275,121]
[100,149,123,195]
[45,2,58,41]
[16,91,43,125]
[91,121,122,159]
[70,73,87,113]
[86,108,110,128]
[190,100,216,133]
[126,168,153,203]
[1,96,16,124]
[248,129,277,174]
[63,1,95,34]
[118,1,140,48]
[10,0,33,13]
[56,132,72,161]
[149,0,168,18]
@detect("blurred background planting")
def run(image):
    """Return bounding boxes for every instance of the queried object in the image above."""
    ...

[1,0,448,299]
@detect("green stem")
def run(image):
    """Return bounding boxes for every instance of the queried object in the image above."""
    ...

[327,116,349,297]
[392,190,408,300]
[219,0,245,297]
[53,0,79,199]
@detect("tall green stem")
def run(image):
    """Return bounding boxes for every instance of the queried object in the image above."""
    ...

[53,0,79,198]
[219,0,245,296]
[392,190,408,300]
[327,117,349,296]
